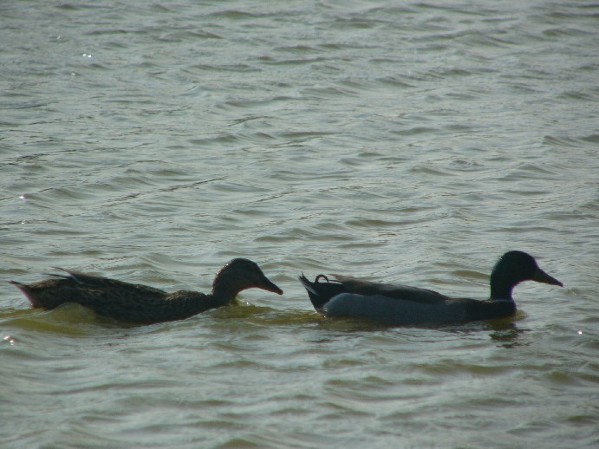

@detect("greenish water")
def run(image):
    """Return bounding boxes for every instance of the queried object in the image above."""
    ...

[1,1,598,448]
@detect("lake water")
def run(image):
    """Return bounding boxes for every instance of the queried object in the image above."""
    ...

[1,1,598,448]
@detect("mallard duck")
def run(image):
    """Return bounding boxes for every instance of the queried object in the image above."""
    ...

[11,258,283,324]
[299,251,562,325]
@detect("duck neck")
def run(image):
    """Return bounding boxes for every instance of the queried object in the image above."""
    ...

[490,275,515,301]
[467,298,516,320]
[211,275,244,306]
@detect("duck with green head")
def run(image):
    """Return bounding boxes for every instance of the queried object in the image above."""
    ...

[299,251,563,326]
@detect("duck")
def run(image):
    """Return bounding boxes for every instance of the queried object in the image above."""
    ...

[299,251,563,326]
[10,258,283,324]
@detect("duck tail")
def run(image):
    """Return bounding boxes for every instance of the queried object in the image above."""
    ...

[299,274,343,311]
[9,280,42,308]
[298,274,317,295]
[299,274,321,311]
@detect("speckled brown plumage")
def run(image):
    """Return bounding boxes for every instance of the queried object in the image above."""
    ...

[10,258,283,324]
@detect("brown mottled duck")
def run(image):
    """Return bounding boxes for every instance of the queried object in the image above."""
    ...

[10,258,283,324]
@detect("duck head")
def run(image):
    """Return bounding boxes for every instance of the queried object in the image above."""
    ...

[212,258,283,303]
[490,250,563,300]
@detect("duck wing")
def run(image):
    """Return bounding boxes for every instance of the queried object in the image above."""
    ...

[332,275,449,304]
[49,268,168,298]
[18,269,169,313]
[88,290,211,324]
[14,269,218,324]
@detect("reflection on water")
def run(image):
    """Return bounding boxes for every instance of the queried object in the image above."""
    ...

[488,324,529,349]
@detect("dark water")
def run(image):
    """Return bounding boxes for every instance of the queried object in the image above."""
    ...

[1,1,598,448]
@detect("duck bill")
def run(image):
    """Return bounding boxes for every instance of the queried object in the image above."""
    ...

[533,267,563,287]
[258,276,284,295]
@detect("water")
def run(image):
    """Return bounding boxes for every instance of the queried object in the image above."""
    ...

[1,1,598,447]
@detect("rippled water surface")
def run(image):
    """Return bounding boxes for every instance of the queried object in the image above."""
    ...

[1,1,598,448]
